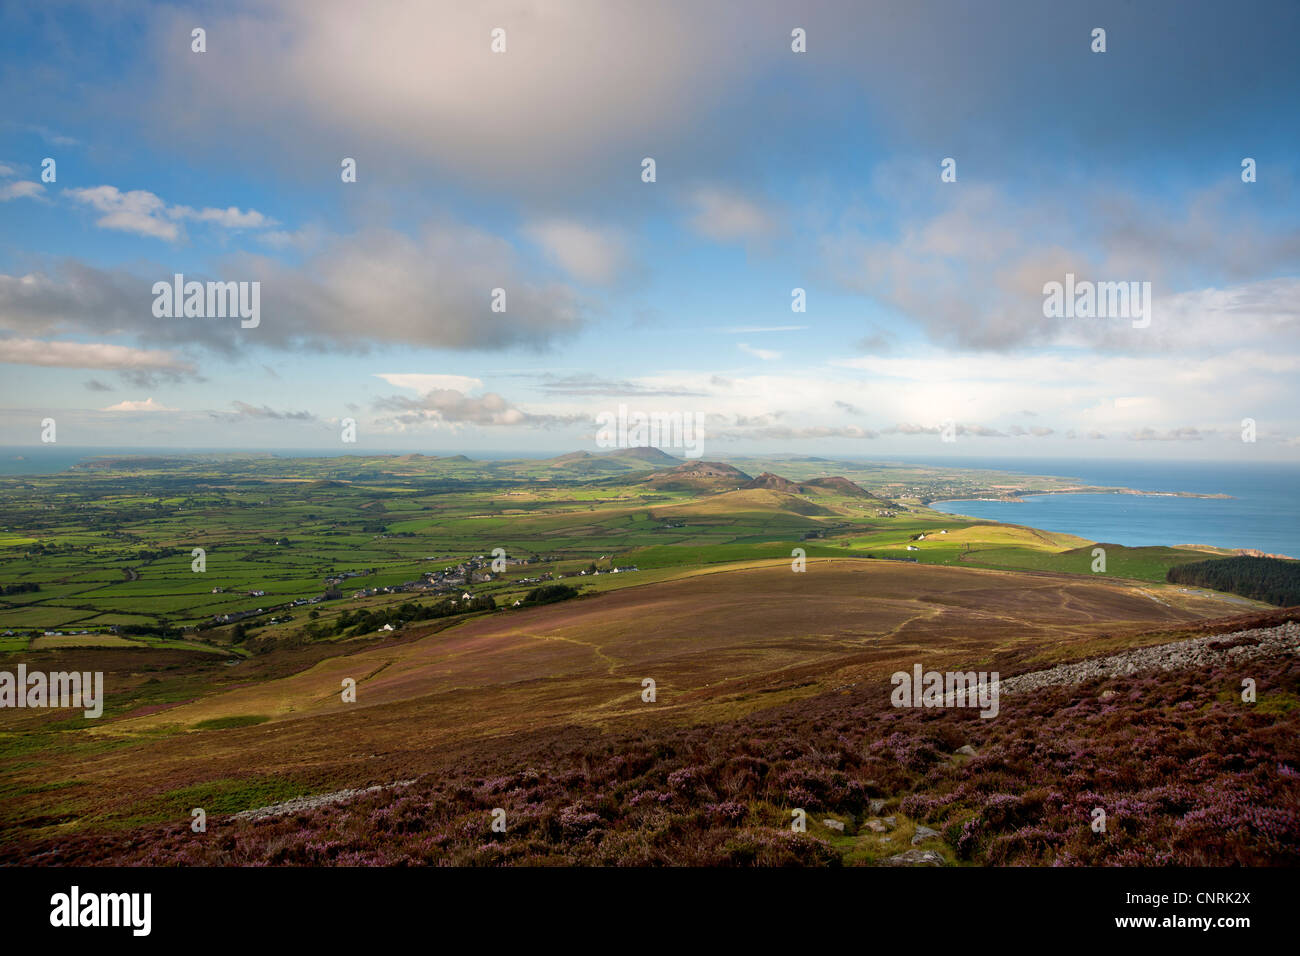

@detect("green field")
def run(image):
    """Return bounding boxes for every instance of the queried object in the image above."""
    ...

[0,450,1257,651]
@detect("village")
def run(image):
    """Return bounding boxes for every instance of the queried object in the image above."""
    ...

[204,554,641,630]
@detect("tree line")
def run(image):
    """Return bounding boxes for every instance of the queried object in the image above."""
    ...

[1166,556,1300,606]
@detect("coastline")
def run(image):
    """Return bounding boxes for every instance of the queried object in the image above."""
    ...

[929,486,1234,505]
[929,489,1295,560]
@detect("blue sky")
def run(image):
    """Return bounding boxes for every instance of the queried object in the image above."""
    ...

[1,0,1298,459]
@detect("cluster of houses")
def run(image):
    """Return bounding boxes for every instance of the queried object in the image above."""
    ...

[352,579,433,599]
[324,569,373,587]
[348,554,543,601]
[209,581,350,625]
[559,566,639,578]
[212,607,267,625]
[198,554,641,629]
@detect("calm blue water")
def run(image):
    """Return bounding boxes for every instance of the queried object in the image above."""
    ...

[923,458,1300,557]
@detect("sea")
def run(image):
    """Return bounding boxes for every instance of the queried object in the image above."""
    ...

[1,447,1296,558]
[914,456,1299,558]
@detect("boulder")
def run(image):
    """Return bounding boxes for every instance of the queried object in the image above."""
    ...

[883,849,944,866]
[911,825,941,844]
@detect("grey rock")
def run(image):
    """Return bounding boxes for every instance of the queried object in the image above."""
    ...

[998,622,1299,697]
[911,825,941,844]
[884,849,944,866]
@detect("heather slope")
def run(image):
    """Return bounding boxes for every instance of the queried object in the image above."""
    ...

[10,617,1298,866]
[0,560,1254,848]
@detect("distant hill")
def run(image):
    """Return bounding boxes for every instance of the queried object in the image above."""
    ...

[670,461,750,479]
[611,446,683,464]
[643,460,752,492]
[544,447,683,476]
[803,476,878,499]
[743,472,805,493]
[741,472,879,499]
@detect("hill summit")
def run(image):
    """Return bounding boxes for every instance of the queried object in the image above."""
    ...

[642,460,752,492]
[741,472,878,498]
[612,446,683,464]
[803,476,878,498]
[743,472,804,493]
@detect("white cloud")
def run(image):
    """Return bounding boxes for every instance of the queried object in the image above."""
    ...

[374,373,484,394]
[102,397,174,411]
[738,343,781,361]
[0,220,586,353]
[0,337,195,374]
[66,186,178,240]
[688,187,775,241]
[257,224,327,251]
[718,325,807,333]
[523,219,626,284]
[143,1,763,191]
[829,345,1300,441]
[172,204,273,229]
[0,181,43,202]
[65,185,274,241]
[372,388,581,431]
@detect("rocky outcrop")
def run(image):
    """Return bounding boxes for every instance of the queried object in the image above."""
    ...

[1000,621,1299,696]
